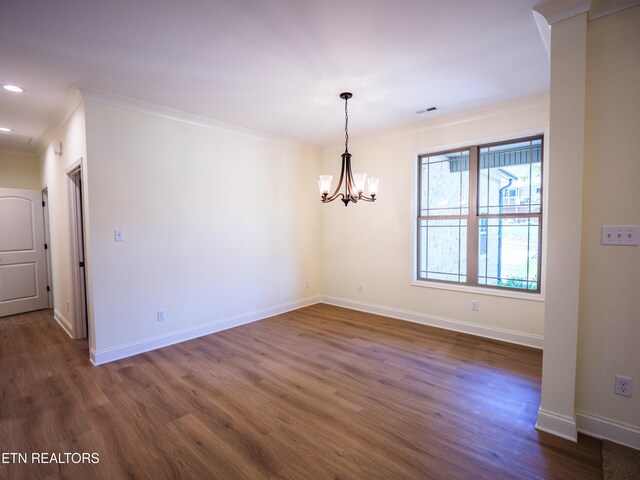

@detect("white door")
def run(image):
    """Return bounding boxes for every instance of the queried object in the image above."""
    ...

[0,188,49,317]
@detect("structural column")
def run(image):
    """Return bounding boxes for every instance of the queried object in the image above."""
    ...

[534,6,588,441]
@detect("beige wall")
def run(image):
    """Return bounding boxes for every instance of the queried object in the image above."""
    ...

[83,100,322,360]
[39,102,88,337]
[320,98,549,345]
[577,6,640,432]
[0,152,40,189]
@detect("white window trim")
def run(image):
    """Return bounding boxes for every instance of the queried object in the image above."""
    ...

[410,279,545,301]
[410,126,550,301]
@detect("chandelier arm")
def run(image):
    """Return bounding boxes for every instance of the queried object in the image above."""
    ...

[346,173,354,200]
[343,153,355,198]
[331,154,347,199]
[322,153,348,202]
[345,169,352,198]
[323,192,345,203]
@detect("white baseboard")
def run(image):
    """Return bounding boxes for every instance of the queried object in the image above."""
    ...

[577,410,640,450]
[535,408,578,442]
[91,295,322,365]
[320,295,544,349]
[53,309,74,338]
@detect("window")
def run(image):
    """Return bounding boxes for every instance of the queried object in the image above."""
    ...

[417,136,543,292]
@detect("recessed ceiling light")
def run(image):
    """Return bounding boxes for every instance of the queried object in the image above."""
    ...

[3,84,24,93]
[0,127,13,132]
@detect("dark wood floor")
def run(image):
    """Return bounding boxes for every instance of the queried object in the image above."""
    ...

[0,304,601,479]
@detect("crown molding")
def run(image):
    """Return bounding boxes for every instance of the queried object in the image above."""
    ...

[531,0,638,24]
[533,10,552,58]
[533,0,592,25]
[589,0,640,20]
[321,93,550,153]
[77,86,320,155]
[35,86,84,156]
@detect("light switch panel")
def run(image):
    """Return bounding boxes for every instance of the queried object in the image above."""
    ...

[114,229,124,242]
[601,225,638,246]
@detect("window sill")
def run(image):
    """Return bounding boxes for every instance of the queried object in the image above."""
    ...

[410,280,545,302]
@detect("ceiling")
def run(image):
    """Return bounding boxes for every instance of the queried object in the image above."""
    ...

[0,0,550,151]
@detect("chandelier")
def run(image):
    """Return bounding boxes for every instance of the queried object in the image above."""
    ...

[318,92,379,206]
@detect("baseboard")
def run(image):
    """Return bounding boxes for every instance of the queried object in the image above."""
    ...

[53,308,74,338]
[319,295,544,349]
[91,294,322,365]
[535,408,578,442]
[577,410,640,450]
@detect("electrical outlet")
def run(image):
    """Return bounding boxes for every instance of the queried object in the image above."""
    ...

[357,284,364,293]
[157,309,166,322]
[305,280,309,289]
[66,300,70,312]
[615,375,632,397]
[471,300,479,311]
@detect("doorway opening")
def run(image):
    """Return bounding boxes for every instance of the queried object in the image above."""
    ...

[67,162,88,339]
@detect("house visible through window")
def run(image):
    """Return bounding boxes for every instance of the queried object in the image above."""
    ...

[417,136,543,292]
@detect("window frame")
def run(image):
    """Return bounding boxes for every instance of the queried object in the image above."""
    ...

[415,135,544,294]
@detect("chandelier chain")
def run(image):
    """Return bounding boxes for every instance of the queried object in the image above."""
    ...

[344,96,349,153]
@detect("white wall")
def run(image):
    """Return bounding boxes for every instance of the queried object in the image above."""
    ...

[39,101,88,337]
[0,152,40,189]
[577,6,640,443]
[320,97,549,347]
[82,100,322,362]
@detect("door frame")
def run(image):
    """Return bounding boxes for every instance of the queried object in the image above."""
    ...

[41,187,53,308]
[66,158,88,339]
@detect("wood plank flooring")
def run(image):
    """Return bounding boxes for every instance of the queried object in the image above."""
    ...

[0,304,602,479]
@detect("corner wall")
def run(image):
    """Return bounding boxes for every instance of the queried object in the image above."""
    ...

[320,97,549,348]
[38,101,88,337]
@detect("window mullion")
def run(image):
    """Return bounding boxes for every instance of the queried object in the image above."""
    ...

[466,147,479,285]
[416,158,423,279]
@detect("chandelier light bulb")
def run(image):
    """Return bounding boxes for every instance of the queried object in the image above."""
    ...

[367,177,379,197]
[353,173,367,195]
[318,175,333,195]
